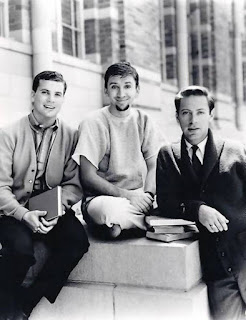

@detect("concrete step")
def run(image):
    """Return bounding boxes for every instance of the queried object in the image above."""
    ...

[30,281,210,320]
[27,225,209,319]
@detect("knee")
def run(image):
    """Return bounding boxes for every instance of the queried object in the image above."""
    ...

[87,197,108,225]
[8,232,34,258]
[68,224,90,258]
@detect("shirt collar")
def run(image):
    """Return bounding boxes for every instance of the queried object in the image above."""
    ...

[185,136,208,162]
[28,112,59,132]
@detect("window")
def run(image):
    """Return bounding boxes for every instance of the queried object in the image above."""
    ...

[61,0,84,57]
[52,0,85,58]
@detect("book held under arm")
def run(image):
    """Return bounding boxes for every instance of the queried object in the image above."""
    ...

[28,186,63,221]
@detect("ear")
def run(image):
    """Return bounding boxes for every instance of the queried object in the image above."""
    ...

[136,85,140,96]
[104,88,108,96]
[209,109,214,122]
[176,111,180,124]
[31,90,35,104]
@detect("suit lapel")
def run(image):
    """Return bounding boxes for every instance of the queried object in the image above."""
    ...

[172,129,225,187]
[201,129,224,185]
[172,136,200,185]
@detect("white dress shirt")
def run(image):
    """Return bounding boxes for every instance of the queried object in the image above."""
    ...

[185,136,208,165]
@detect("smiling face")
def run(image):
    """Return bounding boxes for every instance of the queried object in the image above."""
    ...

[176,95,214,145]
[105,75,139,117]
[31,80,65,126]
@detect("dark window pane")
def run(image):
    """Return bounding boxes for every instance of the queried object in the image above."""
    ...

[200,1,208,24]
[191,33,199,58]
[166,54,176,79]
[201,33,209,58]
[62,26,73,55]
[74,0,80,28]
[62,0,71,25]
[192,65,199,85]
[203,65,209,88]
[75,30,80,57]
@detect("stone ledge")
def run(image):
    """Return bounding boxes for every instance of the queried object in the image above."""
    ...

[69,233,202,291]
[27,228,202,291]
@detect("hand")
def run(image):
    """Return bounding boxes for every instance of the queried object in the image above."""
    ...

[124,190,154,214]
[22,210,47,233]
[198,205,229,233]
[39,216,59,234]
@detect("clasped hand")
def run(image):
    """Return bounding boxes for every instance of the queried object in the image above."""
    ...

[198,204,229,233]
[125,190,154,214]
[22,210,59,234]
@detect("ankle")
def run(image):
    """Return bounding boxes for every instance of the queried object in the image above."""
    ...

[108,224,121,239]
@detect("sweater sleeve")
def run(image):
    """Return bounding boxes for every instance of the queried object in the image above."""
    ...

[60,129,83,209]
[72,117,108,169]
[0,128,29,221]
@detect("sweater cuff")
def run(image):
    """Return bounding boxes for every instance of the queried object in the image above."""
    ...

[13,206,29,221]
[185,200,206,222]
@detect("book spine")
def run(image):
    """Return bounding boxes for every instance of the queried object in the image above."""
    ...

[58,186,63,217]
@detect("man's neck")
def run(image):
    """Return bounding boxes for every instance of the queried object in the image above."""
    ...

[32,111,56,129]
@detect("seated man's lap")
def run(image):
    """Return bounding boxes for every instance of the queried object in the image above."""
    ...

[86,195,146,230]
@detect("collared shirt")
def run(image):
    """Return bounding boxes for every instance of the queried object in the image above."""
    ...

[28,112,59,193]
[185,136,208,165]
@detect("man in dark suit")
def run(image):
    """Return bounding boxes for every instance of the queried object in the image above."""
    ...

[156,85,246,320]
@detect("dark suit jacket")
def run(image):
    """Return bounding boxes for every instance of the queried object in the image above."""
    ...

[156,129,246,280]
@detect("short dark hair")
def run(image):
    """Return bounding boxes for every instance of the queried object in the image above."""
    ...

[104,62,139,88]
[175,85,214,113]
[32,71,67,95]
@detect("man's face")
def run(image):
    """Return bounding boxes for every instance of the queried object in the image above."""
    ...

[31,80,65,124]
[176,95,214,145]
[105,75,139,115]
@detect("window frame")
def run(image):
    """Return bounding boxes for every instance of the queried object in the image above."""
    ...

[0,0,9,38]
[52,0,85,59]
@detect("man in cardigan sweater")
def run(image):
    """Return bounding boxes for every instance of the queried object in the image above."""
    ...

[156,86,246,320]
[0,71,89,319]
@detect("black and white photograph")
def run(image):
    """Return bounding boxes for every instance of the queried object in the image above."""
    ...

[0,0,246,319]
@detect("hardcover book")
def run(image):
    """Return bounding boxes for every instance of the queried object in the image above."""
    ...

[148,225,185,234]
[146,231,197,243]
[145,215,195,227]
[28,186,63,221]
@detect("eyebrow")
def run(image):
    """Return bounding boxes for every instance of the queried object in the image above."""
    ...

[40,89,63,94]
[181,107,206,110]
[108,81,133,85]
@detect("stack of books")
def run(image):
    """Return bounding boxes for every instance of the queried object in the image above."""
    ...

[145,216,198,243]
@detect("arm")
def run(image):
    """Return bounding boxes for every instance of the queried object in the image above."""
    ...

[80,156,153,213]
[61,130,83,210]
[156,147,187,219]
[0,127,56,233]
[156,147,228,232]
[0,128,29,220]
[144,155,157,196]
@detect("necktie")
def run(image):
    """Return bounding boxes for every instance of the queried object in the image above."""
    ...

[192,145,202,176]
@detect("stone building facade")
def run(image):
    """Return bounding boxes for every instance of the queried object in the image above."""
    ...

[0,0,245,142]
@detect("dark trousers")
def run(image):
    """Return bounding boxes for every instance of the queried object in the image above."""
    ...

[207,275,246,320]
[0,209,89,314]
